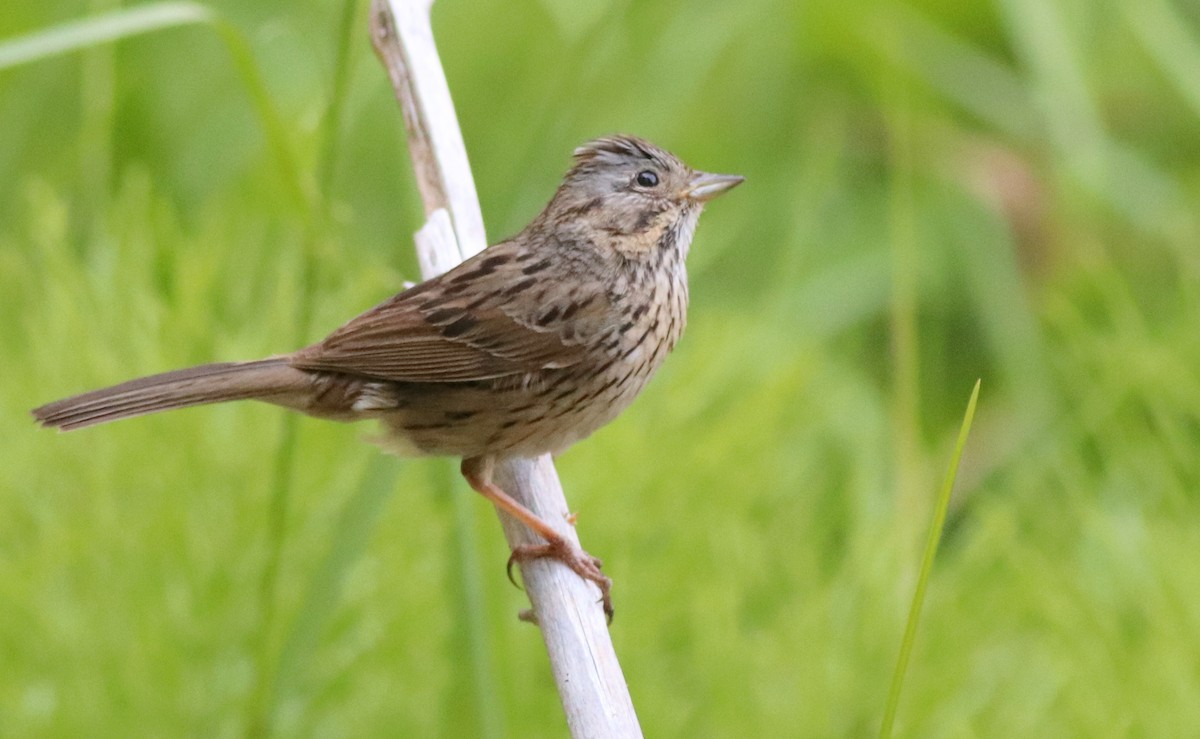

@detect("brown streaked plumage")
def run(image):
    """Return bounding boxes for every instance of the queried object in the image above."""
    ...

[32,135,743,620]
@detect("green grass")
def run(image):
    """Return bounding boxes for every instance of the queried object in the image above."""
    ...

[2,0,1200,736]
[882,379,980,738]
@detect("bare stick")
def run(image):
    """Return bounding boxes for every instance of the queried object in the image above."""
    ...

[369,2,643,736]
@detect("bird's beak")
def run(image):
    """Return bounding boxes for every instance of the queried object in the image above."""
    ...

[683,172,745,202]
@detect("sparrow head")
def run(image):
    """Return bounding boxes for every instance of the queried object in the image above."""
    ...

[540,135,743,258]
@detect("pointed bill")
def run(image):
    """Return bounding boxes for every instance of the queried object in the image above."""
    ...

[683,171,745,202]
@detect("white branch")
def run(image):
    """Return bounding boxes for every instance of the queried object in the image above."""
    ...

[369,2,643,737]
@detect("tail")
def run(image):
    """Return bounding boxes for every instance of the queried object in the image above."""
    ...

[32,358,313,431]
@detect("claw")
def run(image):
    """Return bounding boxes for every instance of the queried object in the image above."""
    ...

[460,459,614,622]
[506,553,521,589]
[506,543,553,590]
[508,538,614,623]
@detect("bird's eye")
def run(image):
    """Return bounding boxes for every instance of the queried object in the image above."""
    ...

[635,170,659,188]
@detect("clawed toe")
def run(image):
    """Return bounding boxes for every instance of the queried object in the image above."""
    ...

[507,538,614,622]
[506,543,553,588]
[459,461,615,622]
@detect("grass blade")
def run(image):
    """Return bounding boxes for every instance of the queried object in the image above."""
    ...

[1125,0,1200,122]
[0,3,311,215]
[880,379,981,738]
[0,2,213,71]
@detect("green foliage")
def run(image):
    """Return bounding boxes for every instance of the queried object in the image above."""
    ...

[2,0,1199,736]
[882,380,979,737]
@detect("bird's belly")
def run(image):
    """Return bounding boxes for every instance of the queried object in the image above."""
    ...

[374,353,662,460]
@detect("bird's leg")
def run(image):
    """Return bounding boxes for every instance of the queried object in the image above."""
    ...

[460,456,613,621]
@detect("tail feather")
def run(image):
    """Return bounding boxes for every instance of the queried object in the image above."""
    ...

[32,358,311,431]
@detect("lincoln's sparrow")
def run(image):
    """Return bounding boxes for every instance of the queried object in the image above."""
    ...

[32,135,743,619]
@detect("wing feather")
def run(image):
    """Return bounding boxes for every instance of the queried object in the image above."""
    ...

[289,246,589,383]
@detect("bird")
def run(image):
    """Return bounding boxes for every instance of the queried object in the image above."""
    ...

[31,134,743,620]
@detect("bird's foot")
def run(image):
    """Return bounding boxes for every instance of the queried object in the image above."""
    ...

[507,537,614,622]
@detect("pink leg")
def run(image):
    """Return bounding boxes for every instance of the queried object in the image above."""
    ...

[461,457,613,621]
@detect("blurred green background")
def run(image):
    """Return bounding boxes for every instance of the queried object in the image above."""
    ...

[2,0,1199,736]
